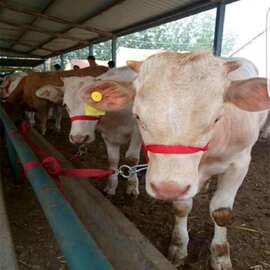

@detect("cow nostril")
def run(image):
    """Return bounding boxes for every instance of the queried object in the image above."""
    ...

[150,181,191,200]
[82,135,89,143]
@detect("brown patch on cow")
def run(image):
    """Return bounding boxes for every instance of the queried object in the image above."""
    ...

[125,157,138,167]
[174,206,190,218]
[224,61,241,75]
[212,208,233,227]
[211,242,230,257]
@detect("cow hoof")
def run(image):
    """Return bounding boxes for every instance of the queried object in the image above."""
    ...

[126,185,139,197]
[104,185,116,195]
[168,245,186,267]
[210,256,233,270]
[210,242,232,270]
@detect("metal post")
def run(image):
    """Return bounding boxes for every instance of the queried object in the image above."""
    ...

[111,37,117,65]
[89,44,93,55]
[43,62,46,71]
[0,105,113,270]
[60,54,64,69]
[213,3,226,56]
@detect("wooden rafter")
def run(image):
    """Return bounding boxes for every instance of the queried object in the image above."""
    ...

[0,0,112,37]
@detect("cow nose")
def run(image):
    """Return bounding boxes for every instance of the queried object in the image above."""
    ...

[70,135,89,144]
[150,181,190,200]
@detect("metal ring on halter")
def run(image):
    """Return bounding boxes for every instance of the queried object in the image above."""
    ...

[78,144,88,156]
[118,164,148,179]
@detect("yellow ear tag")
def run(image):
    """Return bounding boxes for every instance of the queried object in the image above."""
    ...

[91,91,103,102]
[84,90,105,116]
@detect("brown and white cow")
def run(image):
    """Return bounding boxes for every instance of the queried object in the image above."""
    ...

[6,66,108,135]
[36,67,141,196]
[80,52,270,269]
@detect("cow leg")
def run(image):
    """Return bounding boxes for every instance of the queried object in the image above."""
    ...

[168,198,193,266]
[26,112,35,127]
[209,155,250,270]
[39,108,49,135]
[124,130,141,196]
[103,138,120,195]
[54,106,62,133]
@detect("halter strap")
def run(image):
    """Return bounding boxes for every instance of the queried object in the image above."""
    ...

[70,115,100,122]
[144,144,208,155]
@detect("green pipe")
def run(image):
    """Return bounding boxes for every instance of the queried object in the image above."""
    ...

[5,133,22,184]
[0,105,113,270]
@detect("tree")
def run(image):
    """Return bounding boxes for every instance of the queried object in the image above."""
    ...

[53,10,237,67]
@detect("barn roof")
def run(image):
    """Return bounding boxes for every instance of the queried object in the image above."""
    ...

[0,0,238,66]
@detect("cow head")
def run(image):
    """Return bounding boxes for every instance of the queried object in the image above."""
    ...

[36,76,97,144]
[81,52,270,201]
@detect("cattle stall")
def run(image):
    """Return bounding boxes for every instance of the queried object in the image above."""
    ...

[0,0,270,270]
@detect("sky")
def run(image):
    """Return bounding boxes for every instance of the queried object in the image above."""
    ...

[222,0,270,77]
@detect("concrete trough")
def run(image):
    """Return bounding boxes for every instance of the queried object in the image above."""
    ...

[28,128,176,270]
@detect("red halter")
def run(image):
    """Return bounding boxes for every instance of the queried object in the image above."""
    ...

[144,144,208,155]
[70,115,100,122]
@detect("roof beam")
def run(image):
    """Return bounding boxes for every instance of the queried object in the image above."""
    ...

[0,19,89,44]
[0,0,112,37]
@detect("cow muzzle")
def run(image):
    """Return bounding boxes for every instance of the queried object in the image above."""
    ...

[149,181,191,201]
[69,134,92,145]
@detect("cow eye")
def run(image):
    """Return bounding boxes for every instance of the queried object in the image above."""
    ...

[134,114,140,121]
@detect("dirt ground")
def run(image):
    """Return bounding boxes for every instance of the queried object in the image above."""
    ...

[2,117,270,270]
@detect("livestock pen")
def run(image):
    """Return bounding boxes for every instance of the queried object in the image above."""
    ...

[0,1,269,270]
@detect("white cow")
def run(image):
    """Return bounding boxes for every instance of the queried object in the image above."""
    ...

[80,52,270,270]
[36,67,141,196]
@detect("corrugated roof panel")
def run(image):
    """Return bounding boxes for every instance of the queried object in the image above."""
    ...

[31,48,51,56]
[0,40,12,48]
[66,28,98,41]
[20,31,51,44]
[44,38,78,50]
[7,0,51,12]
[83,0,188,32]
[13,44,32,52]
[33,19,69,33]
[44,0,111,23]
[0,9,33,25]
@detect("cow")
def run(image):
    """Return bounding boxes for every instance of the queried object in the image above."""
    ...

[79,52,270,269]
[6,66,108,135]
[0,72,28,100]
[36,66,141,196]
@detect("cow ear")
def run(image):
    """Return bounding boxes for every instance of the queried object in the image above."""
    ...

[36,86,63,103]
[80,80,134,112]
[224,78,270,112]
[127,60,143,73]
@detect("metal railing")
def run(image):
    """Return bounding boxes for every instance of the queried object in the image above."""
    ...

[0,104,113,270]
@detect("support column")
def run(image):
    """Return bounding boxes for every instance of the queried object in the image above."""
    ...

[111,37,117,64]
[89,44,93,55]
[60,54,64,69]
[213,3,226,56]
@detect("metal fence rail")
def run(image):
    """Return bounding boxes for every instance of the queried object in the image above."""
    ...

[0,104,113,270]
